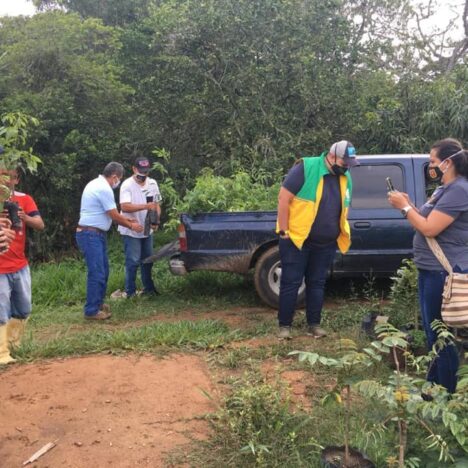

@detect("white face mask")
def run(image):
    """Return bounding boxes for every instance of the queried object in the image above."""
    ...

[438,150,463,174]
[111,178,121,189]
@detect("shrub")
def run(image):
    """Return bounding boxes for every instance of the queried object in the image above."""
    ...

[164,168,280,229]
[389,259,420,329]
[202,376,321,467]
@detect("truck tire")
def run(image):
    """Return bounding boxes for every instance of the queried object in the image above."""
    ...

[254,246,305,309]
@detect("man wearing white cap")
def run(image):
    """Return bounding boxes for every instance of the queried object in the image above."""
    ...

[276,140,359,339]
[117,156,162,298]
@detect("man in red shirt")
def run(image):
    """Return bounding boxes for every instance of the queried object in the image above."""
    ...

[0,169,44,364]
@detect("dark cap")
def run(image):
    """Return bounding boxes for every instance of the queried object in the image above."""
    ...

[329,140,359,167]
[134,157,151,174]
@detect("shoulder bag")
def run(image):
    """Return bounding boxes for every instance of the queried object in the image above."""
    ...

[425,236,468,328]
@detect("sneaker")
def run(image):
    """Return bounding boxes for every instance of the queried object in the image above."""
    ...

[110,289,126,299]
[111,289,145,299]
[85,310,112,320]
[100,303,111,313]
[307,325,327,338]
[278,326,292,340]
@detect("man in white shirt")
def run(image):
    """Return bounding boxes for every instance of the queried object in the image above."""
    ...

[76,162,143,320]
[118,157,162,297]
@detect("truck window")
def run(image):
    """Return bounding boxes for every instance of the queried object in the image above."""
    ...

[424,162,439,198]
[350,164,404,209]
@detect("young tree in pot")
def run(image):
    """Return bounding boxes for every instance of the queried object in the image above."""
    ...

[0,112,40,250]
[0,112,41,210]
[290,339,381,467]
[356,322,468,467]
[389,259,420,331]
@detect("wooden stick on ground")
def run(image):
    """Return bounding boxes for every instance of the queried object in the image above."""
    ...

[23,439,59,466]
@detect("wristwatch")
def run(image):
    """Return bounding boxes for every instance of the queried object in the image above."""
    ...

[279,229,290,238]
[401,206,412,218]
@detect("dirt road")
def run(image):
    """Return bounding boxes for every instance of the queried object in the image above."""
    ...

[0,354,216,467]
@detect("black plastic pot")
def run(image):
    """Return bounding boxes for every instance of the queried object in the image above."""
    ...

[361,312,379,337]
[320,446,375,468]
[361,312,389,338]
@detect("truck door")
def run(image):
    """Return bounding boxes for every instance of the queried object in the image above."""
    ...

[337,159,416,276]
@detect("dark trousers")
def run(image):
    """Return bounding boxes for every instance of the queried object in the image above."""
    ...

[278,238,336,327]
[418,268,466,393]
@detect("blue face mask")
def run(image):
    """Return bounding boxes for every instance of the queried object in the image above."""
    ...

[135,173,147,182]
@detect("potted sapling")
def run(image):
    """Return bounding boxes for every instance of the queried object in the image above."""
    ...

[290,339,380,467]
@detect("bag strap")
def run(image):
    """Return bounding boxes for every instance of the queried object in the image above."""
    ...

[425,237,453,274]
[425,237,453,299]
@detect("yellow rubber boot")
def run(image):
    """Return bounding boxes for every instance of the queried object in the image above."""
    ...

[7,317,28,349]
[0,324,16,365]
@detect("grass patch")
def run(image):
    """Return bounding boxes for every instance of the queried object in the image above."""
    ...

[14,320,248,361]
[185,375,322,467]
[26,237,463,466]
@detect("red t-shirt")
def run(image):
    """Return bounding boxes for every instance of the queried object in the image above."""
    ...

[0,191,40,274]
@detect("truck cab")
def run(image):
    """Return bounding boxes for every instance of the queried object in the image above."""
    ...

[165,154,431,308]
[337,154,429,275]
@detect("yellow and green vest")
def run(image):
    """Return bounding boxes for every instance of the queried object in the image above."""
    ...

[279,153,353,253]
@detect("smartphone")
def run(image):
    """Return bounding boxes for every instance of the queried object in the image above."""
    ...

[386,177,395,192]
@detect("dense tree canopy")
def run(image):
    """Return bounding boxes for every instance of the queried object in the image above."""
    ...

[1,0,467,256]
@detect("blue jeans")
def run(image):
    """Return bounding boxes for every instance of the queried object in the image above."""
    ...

[278,238,336,327]
[122,235,156,297]
[0,266,32,325]
[76,230,109,316]
[418,267,466,393]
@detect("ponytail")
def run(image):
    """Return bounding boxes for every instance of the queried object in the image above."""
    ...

[453,150,468,179]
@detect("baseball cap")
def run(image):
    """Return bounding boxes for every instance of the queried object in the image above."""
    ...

[134,156,151,174]
[329,140,359,167]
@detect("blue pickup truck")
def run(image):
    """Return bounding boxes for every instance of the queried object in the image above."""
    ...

[158,155,431,308]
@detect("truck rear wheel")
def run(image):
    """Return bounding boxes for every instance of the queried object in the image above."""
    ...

[254,246,305,309]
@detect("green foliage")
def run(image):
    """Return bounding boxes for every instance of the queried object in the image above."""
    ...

[291,322,468,466]
[0,112,41,212]
[389,259,420,329]
[34,0,152,26]
[1,1,467,256]
[291,338,382,465]
[0,11,132,255]
[165,168,280,229]
[355,322,468,466]
[202,376,321,467]
[0,112,41,172]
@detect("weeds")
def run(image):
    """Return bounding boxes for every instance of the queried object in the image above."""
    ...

[191,375,322,467]
[14,320,246,360]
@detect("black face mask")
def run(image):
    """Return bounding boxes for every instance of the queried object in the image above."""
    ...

[330,164,348,176]
[332,164,348,175]
[426,166,443,184]
[327,156,348,176]
[135,174,147,182]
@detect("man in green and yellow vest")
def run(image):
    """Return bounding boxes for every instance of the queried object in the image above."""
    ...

[276,140,358,339]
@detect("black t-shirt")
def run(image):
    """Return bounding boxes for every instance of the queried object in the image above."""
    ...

[283,162,341,247]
